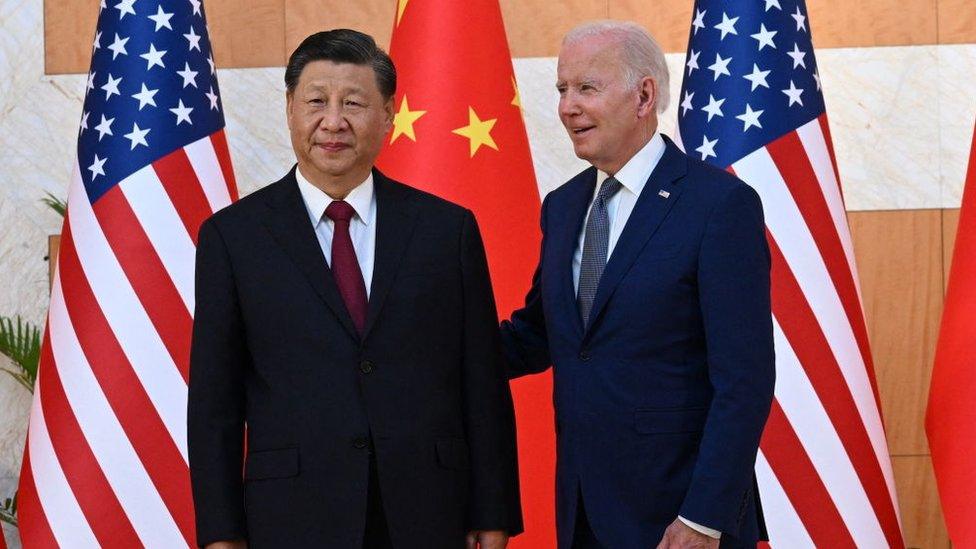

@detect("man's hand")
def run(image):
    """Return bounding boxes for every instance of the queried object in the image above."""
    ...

[655,519,719,549]
[465,530,508,549]
[204,541,247,549]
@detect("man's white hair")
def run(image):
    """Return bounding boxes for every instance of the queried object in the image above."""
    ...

[563,20,670,114]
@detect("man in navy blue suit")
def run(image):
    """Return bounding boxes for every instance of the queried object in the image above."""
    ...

[501,21,775,549]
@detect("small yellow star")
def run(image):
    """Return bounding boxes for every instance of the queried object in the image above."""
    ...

[452,107,498,157]
[396,0,409,26]
[511,76,522,110]
[390,95,426,144]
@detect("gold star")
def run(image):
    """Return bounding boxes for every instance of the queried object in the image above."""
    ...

[390,95,426,144]
[452,107,498,157]
[511,76,522,110]
[396,0,409,26]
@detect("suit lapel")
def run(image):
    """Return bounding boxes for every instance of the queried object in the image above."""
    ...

[553,168,598,339]
[361,170,420,342]
[262,167,360,341]
[583,139,688,339]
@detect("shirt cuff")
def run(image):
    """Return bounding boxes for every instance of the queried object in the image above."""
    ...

[678,516,722,539]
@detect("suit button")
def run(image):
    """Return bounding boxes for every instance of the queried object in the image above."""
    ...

[579,350,591,361]
[359,360,374,374]
[352,437,369,450]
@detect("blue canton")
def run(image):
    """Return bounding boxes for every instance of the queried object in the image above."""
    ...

[677,0,825,169]
[79,0,225,202]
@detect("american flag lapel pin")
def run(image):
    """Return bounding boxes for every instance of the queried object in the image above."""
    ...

[658,189,671,199]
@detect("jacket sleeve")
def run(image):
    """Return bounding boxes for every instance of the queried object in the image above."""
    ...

[678,182,776,536]
[458,209,524,535]
[187,218,249,546]
[499,195,552,379]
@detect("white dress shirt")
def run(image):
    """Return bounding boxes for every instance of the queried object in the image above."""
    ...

[295,167,377,298]
[572,133,722,540]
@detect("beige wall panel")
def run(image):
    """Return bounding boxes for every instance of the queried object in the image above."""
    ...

[48,236,60,289]
[206,0,286,68]
[892,456,950,549]
[807,0,937,48]
[608,0,692,53]
[500,0,608,58]
[284,0,394,56]
[942,208,960,294]
[44,0,99,74]
[848,210,942,455]
[938,0,976,44]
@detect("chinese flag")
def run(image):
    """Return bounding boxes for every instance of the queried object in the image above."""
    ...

[927,121,976,548]
[376,0,554,546]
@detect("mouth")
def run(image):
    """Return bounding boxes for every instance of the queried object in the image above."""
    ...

[316,142,351,152]
[570,126,595,138]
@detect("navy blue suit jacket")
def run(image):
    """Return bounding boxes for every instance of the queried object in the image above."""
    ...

[501,136,775,548]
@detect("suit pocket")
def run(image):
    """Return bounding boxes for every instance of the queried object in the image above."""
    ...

[244,447,300,480]
[435,438,470,470]
[634,407,707,434]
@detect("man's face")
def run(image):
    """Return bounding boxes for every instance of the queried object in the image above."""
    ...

[286,60,393,188]
[556,35,656,174]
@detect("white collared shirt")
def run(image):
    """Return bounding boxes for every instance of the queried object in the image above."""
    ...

[295,166,377,298]
[573,132,667,295]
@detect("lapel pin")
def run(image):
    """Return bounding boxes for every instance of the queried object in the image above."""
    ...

[658,190,671,199]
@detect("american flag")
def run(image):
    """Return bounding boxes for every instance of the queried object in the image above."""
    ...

[17,0,236,546]
[678,1,904,547]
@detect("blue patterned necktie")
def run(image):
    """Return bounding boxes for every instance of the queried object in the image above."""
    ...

[578,176,622,327]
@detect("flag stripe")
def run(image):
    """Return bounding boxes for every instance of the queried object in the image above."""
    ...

[153,147,215,247]
[770,314,886,546]
[66,168,189,460]
[121,166,197,313]
[766,234,902,547]
[755,450,816,549]
[49,264,188,547]
[36,320,142,546]
[732,149,890,474]
[185,133,233,216]
[761,401,857,547]
[94,185,193,383]
[26,369,100,548]
[767,128,883,424]
[210,129,239,202]
[15,449,59,549]
[816,115,844,207]
[59,221,197,543]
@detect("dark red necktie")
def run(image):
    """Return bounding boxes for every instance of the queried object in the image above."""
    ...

[325,200,367,335]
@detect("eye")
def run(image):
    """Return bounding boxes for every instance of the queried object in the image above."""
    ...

[344,99,363,108]
[308,98,323,105]
[556,85,567,95]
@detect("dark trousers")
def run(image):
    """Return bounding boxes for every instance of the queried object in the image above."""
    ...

[363,452,393,549]
[571,490,606,549]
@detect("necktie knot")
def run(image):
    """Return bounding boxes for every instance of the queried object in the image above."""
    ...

[325,200,356,224]
[597,176,622,203]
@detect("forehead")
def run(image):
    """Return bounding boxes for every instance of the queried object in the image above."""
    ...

[557,35,624,82]
[294,60,379,94]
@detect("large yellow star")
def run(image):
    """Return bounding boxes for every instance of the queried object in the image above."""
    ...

[452,107,498,157]
[390,95,426,144]
[511,76,522,110]
[396,0,409,26]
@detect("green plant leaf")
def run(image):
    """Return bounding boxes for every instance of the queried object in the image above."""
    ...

[41,191,67,218]
[0,316,40,390]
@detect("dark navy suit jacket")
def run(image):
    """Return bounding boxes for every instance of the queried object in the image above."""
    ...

[501,136,775,549]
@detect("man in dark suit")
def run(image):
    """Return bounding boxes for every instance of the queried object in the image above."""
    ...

[188,29,521,549]
[501,21,775,549]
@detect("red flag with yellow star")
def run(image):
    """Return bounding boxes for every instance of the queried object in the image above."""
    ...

[376,0,553,546]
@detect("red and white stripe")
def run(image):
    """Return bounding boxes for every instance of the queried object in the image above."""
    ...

[18,131,237,547]
[730,116,904,547]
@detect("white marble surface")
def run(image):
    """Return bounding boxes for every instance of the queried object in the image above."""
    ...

[939,44,976,207]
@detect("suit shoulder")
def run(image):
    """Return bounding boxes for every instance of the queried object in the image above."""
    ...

[204,175,289,230]
[389,179,471,220]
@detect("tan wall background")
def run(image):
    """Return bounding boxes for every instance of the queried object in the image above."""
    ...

[39,1,976,547]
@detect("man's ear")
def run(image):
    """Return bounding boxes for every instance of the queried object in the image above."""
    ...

[384,96,395,129]
[637,76,657,118]
[285,91,294,130]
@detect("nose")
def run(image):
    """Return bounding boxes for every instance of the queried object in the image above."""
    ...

[559,91,580,119]
[319,104,348,133]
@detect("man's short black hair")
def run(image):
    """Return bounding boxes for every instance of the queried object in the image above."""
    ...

[285,29,396,99]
